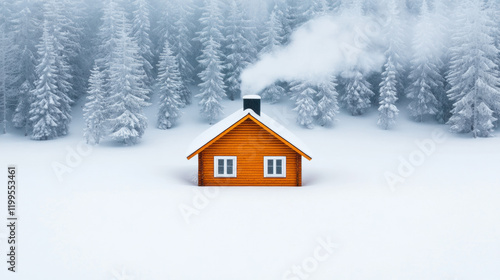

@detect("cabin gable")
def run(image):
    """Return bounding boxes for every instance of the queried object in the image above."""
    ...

[198,118,302,186]
[187,113,311,161]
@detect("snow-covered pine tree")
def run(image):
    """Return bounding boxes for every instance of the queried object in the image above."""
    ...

[171,0,196,106]
[378,56,399,129]
[11,0,39,132]
[316,75,339,127]
[0,11,13,134]
[303,0,331,19]
[60,0,88,102]
[156,40,183,129]
[29,21,71,140]
[46,0,82,64]
[273,0,290,45]
[406,0,444,122]
[446,0,500,137]
[330,0,342,13]
[197,37,225,124]
[485,0,500,74]
[434,0,454,123]
[261,82,286,103]
[340,0,374,116]
[156,0,195,105]
[241,3,258,59]
[0,51,5,134]
[155,0,174,52]
[0,32,6,134]
[342,70,374,116]
[106,14,150,144]
[83,65,106,144]
[12,72,35,135]
[0,1,12,32]
[95,0,124,92]
[196,0,226,124]
[172,0,195,86]
[43,0,81,103]
[259,4,284,55]
[488,0,500,51]
[382,0,407,96]
[300,0,314,21]
[309,0,331,17]
[291,80,318,129]
[132,0,154,85]
[224,0,256,100]
[285,0,307,32]
[377,0,406,130]
[63,0,90,103]
[257,4,286,104]
[41,1,73,135]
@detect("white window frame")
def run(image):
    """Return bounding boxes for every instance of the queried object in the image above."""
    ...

[214,156,237,177]
[264,156,286,178]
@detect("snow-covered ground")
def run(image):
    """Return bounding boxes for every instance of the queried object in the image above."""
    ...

[1,95,500,280]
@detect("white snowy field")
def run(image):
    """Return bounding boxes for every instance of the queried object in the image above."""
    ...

[1,95,500,280]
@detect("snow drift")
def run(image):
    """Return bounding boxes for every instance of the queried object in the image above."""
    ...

[240,14,387,95]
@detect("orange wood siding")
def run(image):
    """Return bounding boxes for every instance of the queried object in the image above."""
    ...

[297,153,302,186]
[199,119,301,186]
[198,151,204,186]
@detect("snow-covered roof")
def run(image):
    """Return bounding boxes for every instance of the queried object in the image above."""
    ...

[186,109,312,160]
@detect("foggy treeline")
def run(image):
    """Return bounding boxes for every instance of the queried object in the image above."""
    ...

[0,0,499,144]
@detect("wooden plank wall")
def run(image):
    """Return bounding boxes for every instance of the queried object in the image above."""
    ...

[199,119,301,186]
[198,151,203,186]
[296,153,302,186]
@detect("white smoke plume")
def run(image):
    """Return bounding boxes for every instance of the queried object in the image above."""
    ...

[241,14,388,95]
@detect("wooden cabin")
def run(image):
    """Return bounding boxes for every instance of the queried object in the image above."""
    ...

[186,95,312,186]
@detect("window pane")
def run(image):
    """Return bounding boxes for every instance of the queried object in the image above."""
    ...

[218,159,224,175]
[227,159,233,175]
[276,159,282,174]
[267,159,274,174]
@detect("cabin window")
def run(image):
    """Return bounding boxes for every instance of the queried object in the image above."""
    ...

[264,156,286,177]
[214,156,237,177]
